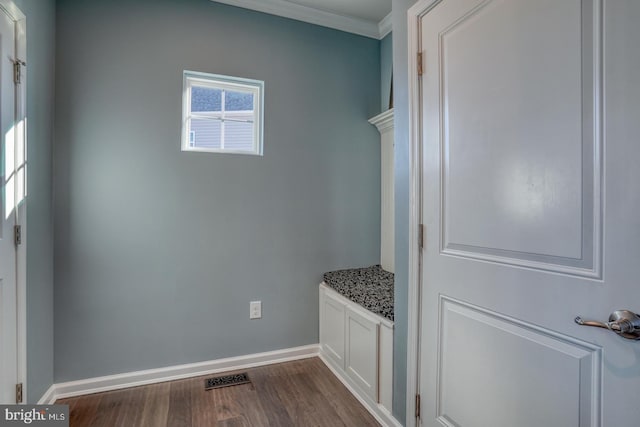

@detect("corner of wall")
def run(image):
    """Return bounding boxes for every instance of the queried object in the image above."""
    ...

[22,0,56,403]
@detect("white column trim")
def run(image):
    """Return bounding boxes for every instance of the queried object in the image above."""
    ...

[368,108,394,133]
[370,109,395,273]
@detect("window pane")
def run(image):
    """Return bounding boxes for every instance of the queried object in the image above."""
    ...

[225,90,254,111]
[183,71,263,155]
[225,111,254,123]
[190,118,221,149]
[225,121,254,151]
[191,86,222,112]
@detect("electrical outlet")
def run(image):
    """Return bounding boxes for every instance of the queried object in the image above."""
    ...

[250,301,262,319]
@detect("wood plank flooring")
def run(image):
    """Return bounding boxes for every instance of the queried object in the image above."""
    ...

[57,357,381,427]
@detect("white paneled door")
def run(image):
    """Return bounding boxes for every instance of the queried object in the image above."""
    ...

[416,0,640,426]
[0,3,22,404]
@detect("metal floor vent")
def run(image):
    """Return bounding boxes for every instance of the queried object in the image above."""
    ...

[205,372,251,390]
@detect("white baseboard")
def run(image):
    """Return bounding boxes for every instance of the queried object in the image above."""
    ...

[37,384,57,405]
[42,344,319,403]
[319,353,403,427]
[40,344,402,427]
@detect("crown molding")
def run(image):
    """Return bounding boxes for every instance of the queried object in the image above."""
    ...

[0,0,26,20]
[378,11,392,39]
[211,0,390,39]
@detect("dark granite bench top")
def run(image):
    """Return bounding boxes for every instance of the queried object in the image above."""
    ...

[323,265,394,322]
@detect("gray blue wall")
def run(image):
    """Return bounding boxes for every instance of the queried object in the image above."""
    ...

[15,0,56,403]
[54,0,381,382]
[381,33,393,112]
[392,0,419,424]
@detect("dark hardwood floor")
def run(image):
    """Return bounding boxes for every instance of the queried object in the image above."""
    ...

[57,357,381,427]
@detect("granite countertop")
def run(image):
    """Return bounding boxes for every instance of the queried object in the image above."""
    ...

[323,265,394,321]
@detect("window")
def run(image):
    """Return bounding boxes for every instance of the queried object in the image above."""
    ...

[182,70,264,155]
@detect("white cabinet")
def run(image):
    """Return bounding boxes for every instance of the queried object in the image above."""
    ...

[319,287,346,369]
[319,283,397,426]
[345,306,379,400]
[378,319,394,411]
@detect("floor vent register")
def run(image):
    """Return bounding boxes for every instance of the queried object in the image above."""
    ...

[205,372,251,390]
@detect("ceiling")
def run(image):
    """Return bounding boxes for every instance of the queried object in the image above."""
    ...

[211,0,393,39]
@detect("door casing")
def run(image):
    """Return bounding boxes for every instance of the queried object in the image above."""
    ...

[0,0,26,404]
[406,1,441,426]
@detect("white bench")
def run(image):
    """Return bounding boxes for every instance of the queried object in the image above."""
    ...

[319,282,396,426]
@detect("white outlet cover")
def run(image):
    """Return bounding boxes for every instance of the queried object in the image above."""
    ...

[250,301,262,319]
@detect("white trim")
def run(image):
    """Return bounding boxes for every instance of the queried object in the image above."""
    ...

[182,70,264,156]
[210,0,385,39]
[368,108,394,133]
[15,10,26,406]
[369,109,396,272]
[37,385,56,405]
[45,344,318,402]
[319,354,402,427]
[39,341,404,426]
[406,1,441,426]
[0,0,27,403]
[378,12,393,39]
[0,0,25,21]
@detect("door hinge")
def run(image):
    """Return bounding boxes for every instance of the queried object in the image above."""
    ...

[418,224,425,249]
[417,51,424,76]
[415,393,421,419]
[14,224,22,246]
[12,58,25,85]
[16,383,23,403]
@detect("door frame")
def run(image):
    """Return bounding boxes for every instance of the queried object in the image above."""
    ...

[405,0,441,426]
[0,0,27,403]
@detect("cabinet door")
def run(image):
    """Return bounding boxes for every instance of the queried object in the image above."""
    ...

[345,306,380,400]
[320,289,346,369]
[378,322,393,409]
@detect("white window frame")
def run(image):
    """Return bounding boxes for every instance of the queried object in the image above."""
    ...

[182,70,264,156]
